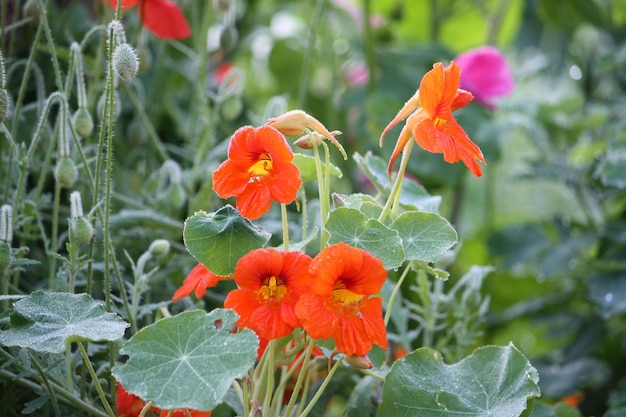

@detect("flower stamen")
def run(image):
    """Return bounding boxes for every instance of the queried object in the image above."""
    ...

[248,153,273,183]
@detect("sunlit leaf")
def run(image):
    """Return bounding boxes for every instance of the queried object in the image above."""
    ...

[391,211,457,262]
[378,343,540,417]
[113,309,257,411]
[326,207,405,270]
[183,206,271,276]
[0,291,128,353]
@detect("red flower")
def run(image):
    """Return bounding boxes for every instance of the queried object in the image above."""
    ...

[106,0,192,40]
[212,125,302,220]
[116,382,145,417]
[116,383,212,417]
[172,264,225,302]
[224,249,313,340]
[380,61,486,177]
[295,243,388,356]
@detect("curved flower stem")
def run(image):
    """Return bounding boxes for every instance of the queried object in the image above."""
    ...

[281,203,290,250]
[30,352,62,417]
[77,342,116,417]
[310,132,330,250]
[359,368,386,382]
[384,261,413,326]
[297,357,343,417]
[379,139,414,223]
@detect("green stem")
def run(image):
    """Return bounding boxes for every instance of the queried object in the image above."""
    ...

[296,357,343,417]
[264,339,276,413]
[35,0,64,91]
[384,261,413,326]
[281,203,290,250]
[77,342,116,417]
[48,181,61,289]
[30,352,62,417]
[379,140,414,223]
[297,0,326,108]
[310,133,329,249]
[283,339,316,417]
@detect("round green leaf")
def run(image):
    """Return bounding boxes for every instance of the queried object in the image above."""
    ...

[326,207,405,270]
[183,205,271,276]
[391,211,457,263]
[113,309,258,411]
[0,291,128,353]
[378,343,540,417]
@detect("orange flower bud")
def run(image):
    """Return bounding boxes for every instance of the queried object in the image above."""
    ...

[345,354,373,369]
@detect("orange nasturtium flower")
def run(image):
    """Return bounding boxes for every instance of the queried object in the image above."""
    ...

[295,243,388,357]
[380,61,486,177]
[106,0,192,40]
[224,248,313,340]
[172,264,226,302]
[213,125,302,220]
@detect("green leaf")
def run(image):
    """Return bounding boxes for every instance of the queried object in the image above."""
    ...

[326,207,405,270]
[346,376,381,417]
[588,271,626,318]
[183,206,271,276]
[113,309,257,411]
[597,146,626,189]
[333,193,383,219]
[0,291,128,353]
[353,152,440,213]
[391,212,457,263]
[293,153,342,183]
[378,344,540,417]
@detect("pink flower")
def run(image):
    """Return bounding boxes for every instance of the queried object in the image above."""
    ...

[454,46,514,110]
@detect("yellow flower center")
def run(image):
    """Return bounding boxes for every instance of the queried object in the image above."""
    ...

[433,117,448,128]
[330,283,364,315]
[259,276,287,301]
[248,153,274,183]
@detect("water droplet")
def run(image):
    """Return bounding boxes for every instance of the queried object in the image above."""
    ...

[605,293,614,303]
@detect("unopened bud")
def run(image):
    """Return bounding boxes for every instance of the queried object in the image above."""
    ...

[113,43,139,82]
[71,217,95,244]
[344,354,373,369]
[219,25,238,52]
[0,88,8,123]
[148,239,170,257]
[72,108,94,138]
[268,110,347,159]
[166,184,187,209]
[220,95,242,121]
[22,0,41,24]
[54,157,78,188]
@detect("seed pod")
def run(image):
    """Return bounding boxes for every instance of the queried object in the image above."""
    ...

[148,239,170,257]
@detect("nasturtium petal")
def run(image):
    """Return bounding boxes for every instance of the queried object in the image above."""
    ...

[113,309,257,411]
[390,211,457,263]
[378,343,540,417]
[325,207,404,270]
[0,291,128,353]
[183,205,271,276]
